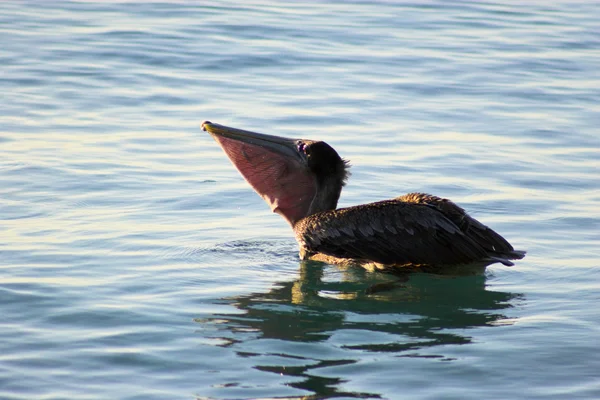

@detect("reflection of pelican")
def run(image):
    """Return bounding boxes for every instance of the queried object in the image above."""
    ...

[197,261,522,397]
[203,122,525,274]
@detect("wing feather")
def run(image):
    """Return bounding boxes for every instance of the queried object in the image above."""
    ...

[296,199,490,266]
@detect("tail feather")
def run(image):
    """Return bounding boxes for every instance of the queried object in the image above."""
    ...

[509,249,527,259]
[487,249,526,267]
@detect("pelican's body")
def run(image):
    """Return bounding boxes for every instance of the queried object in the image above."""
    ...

[202,121,525,273]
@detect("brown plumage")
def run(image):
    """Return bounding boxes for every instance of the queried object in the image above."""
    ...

[202,121,525,274]
[295,193,525,273]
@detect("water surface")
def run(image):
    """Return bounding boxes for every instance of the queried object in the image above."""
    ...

[1,1,599,399]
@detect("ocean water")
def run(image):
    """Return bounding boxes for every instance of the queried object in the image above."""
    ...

[1,1,599,399]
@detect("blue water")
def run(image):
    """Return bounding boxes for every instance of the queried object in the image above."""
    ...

[2,1,599,399]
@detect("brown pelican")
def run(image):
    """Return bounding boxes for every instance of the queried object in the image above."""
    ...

[202,121,525,274]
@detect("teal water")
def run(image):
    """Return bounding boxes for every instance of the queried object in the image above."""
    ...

[2,1,599,399]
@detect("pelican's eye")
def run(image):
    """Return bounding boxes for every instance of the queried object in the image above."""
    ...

[298,142,309,155]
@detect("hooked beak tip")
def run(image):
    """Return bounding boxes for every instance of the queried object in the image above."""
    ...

[201,120,213,131]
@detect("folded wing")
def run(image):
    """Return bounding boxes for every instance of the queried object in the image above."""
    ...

[296,197,522,267]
